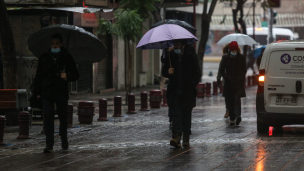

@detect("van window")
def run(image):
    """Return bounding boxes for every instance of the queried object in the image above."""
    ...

[267,51,304,78]
[276,35,291,41]
[249,35,267,45]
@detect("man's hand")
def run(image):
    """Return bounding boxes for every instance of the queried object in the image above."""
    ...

[217,80,221,88]
[61,71,67,80]
[168,47,174,52]
[168,68,174,75]
[37,95,40,99]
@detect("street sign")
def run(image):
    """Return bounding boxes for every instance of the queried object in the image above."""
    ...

[262,21,268,27]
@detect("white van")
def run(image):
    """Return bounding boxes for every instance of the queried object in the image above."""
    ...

[256,40,304,133]
[247,27,295,46]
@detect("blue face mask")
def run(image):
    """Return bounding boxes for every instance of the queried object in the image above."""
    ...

[51,48,61,53]
[174,49,182,55]
[231,52,237,56]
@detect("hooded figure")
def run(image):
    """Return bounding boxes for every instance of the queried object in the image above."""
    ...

[219,41,246,126]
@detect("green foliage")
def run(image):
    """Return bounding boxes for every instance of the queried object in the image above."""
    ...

[119,0,160,18]
[97,9,143,42]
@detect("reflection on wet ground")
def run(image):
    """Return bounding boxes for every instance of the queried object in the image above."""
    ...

[2,87,304,170]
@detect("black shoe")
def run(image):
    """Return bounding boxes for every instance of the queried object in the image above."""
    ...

[61,138,69,150]
[43,145,53,153]
[236,117,242,126]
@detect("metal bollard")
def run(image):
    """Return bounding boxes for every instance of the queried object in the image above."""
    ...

[206,83,212,97]
[212,81,218,96]
[98,98,108,121]
[127,93,137,114]
[162,89,168,107]
[113,96,123,117]
[196,83,205,98]
[77,101,95,124]
[140,92,149,111]
[150,90,162,108]
[219,81,224,94]
[17,111,31,139]
[67,103,74,128]
[0,116,6,145]
[247,76,252,87]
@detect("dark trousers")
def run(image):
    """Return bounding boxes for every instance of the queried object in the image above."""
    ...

[171,94,193,135]
[43,99,68,146]
[226,94,241,121]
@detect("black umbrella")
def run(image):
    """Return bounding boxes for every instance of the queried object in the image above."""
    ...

[28,24,107,64]
[151,19,196,35]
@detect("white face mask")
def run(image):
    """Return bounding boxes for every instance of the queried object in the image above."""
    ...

[231,52,237,56]
[174,49,182,55]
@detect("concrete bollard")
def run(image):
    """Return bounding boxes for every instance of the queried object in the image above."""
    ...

[219,81,224,94]
[212,81,218,96]
[17,111,31,139]
[113,96,123,117]
[98,98,108,121]
[206,83,212,97]
[77,101,95,124]
[150,90,162,108]
[67,103,74,128]
[0,116,6,145]
[196,83,205,98]
[162,89,168,107]
[127,93,137,114]
[247,76,252,87]
[140,92,149,111]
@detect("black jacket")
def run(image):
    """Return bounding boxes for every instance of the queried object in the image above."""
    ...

[162,45,201,108]
[219,52,246,98]
[33,47,79,100]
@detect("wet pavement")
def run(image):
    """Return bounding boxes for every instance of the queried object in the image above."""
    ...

[2,85,304,171]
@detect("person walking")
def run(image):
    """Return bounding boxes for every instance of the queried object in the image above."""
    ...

[162,40,201,148]
[219,41,246,126]
[217,43,230,118]
[246,46,256,74]
[33,33,79,153]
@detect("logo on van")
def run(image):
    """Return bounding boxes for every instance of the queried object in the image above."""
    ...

[281,54,291,64]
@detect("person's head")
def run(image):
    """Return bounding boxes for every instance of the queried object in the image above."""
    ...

[229,41,239,55]
[173,39,187,49]
[51,33,63,49]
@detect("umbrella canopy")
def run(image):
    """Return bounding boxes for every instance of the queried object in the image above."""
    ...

[136,24,198,50]
[28,24,107,64]
[217,33,257,46]
[253,46,266,58]
[151,19,196,35]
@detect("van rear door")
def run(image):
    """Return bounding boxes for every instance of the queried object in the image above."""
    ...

[264,50,304,114]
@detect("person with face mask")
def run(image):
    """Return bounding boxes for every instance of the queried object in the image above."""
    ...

[162,39,201,148]
[219,41,246,126]
[33,33,79,153]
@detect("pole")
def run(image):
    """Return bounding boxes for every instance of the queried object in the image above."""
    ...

[252,1,255,40]
[193,0,196,51]
[268,8,274,44]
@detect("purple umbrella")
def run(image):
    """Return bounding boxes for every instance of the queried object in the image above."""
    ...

[136,24,198,50]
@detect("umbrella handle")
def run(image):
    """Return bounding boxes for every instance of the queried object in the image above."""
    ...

[169,52,172,68]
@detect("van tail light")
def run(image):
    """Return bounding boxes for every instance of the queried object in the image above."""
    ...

[257,69,265,93]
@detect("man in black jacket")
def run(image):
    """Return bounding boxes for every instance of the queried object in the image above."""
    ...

[219,41,246,126]
[162,40,201,148]
[33,33,79,153]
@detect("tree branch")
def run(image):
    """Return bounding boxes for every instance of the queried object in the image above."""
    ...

[208,0,218,17]
[203,0,208,15]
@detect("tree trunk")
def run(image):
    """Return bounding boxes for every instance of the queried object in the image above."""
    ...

[197,14,211,79]
[126,43,132,104]
[238,0,247,57]
[0,0,17,89]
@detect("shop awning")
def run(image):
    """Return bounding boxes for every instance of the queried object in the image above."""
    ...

[6,7,113,13]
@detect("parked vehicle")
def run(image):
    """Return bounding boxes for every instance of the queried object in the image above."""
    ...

[247,27,295,46]
[256,40,304,133]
